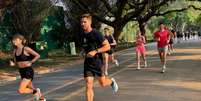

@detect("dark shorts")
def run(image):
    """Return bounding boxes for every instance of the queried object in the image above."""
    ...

[106,49,114,55]
[19,67,34,81]
[169,39,173,44]
[84,57,104,77]
[106,47,115,55]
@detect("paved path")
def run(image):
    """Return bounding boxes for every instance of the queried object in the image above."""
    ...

[0,39,201,101]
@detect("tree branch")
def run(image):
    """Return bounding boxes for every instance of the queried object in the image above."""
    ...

[190,5,201,10]
[100,0,112,12]
[115,0,128,19]
[155,5,198,16]
[70,0,90,12]
[124,0,148,23]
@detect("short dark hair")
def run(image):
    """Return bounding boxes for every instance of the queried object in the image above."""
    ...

[171,30,175,33]
[80,13,92,20]
[158,21,164,25]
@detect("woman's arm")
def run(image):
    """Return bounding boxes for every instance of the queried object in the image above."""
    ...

[10,49,16,66]
[24,47,40,63]
[110,36,117,46]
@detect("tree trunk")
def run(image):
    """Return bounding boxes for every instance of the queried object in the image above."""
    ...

[138,21,147,41]
[113,25,124,42]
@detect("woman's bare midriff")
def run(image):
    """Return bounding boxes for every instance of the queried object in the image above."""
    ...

[17,61,32,68]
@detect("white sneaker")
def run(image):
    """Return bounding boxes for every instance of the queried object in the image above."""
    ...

[137,65,141,70]
[34,88,42,100]
[40,98,46,101]
[111,78,118,93]
[144,61,147,68]
[105,71,108,76]
[115,60,119,67]
[168,52,171,55]
[161,65,166,73]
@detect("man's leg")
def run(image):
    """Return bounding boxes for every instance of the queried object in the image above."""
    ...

[158,51,163,63]
[98,76,112,87]
[161,47,168,73]
[98,76,118,93]
[163,49,168,67]
[158,49,165,73]
[85,77,94,101]
[161,52,165,65]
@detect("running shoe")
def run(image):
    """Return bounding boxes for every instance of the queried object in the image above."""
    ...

[161,65,166,73]
[115,60,119,67]
[40,97,46,101]
[105,71,108,76]
[144,61,147,68]
[111,78,118,93]
[34,88,42,100]
[137,65,141,70]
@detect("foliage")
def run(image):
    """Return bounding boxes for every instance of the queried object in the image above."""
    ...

[0,10,14,51]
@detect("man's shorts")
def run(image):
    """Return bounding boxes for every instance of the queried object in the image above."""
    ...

[158,46,168,53]
[84,57,104,77]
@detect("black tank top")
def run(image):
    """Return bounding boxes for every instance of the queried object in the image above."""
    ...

[104,35,113,44]
[15,47,32,62]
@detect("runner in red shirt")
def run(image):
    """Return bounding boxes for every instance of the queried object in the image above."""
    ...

[154,22,170,73]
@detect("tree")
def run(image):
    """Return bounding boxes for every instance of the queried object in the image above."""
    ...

[69,0,201,41]
[0,0,55,42]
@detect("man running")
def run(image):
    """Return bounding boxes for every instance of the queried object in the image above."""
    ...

[154,21,170,73]
[103,27,119,75]
[80,13,118,101]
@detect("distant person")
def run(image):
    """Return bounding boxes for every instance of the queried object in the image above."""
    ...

[176,31,183,43]
[198,32,201,39]
[154,22,170,73]
[168,30,176,54]
[10,34,46,101]
[103,27,119,75]
[80,13,118,101]
[135,31,147,69]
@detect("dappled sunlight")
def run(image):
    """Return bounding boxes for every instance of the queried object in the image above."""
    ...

[169,55,201,60]
[168,48,201,60]
[152,80,201,91]
[120,52,136,56]
[174,48,201,54]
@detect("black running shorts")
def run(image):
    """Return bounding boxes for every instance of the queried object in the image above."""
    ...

[84,57,104,77]
[106,49,114,55]
[19,67,34,81]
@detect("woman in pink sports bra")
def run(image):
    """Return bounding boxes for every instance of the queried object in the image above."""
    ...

[135,31,147,69]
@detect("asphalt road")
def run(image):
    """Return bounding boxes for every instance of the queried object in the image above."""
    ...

[0,38,201,101]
